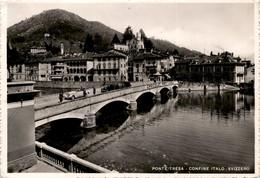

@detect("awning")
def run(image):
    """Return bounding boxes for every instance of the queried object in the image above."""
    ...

[154,72,162,76]
[165,74,171,79]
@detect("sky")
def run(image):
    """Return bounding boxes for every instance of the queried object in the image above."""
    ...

[7,2,255,61]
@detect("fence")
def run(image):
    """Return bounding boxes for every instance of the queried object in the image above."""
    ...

[35,141,113,173]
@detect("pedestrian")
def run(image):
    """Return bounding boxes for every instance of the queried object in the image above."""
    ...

[93,87,96,95]
[59,92,63,102]
[83,88,86,97]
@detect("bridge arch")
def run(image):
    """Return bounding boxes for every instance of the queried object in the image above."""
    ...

[160,87,170,94]
[90,99,130,115]
[35,113,85,128]
[134,91,156,101]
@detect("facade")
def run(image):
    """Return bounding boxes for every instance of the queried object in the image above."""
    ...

[48,58,67,81]
[48,53,94,82]
[112,43,129,52]
[25,61,51,81]
[126,32,144,52]
[30,47,47,54]
[9,64,26,81]
[65,58,93,82]
[132,51,164,81]
[245,65,255,83]
[93,49,128,82]
[175,52,245,84]
[7,81,39,172]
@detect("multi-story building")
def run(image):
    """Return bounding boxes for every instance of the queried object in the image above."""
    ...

[47,53,94,82]
[30,46,47,54]
[175,52,245,84]
[64,53,94,82]
[244,65,254,83]
[25,61,51,81]
[8,64,26,81]
[47,57,67,81]
[132,51,164,82]
[93,49,128,82]
[126,32,144,52]
[112,43,129,52]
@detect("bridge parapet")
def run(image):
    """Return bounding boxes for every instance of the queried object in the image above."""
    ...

[35,141,113,173]
[35,81,178,122]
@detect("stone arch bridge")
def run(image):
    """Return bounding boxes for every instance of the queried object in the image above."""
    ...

[35,81,178,128]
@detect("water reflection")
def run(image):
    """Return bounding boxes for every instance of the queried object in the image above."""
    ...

[36,91,254,173]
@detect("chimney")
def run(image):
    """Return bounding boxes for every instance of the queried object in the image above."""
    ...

[231,53,233,57]
[218,53,220,56]
[210,51,213,56]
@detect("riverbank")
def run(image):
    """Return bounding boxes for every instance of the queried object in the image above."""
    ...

[177,82,240,91]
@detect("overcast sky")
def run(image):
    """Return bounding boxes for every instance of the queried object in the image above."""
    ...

[7,2,254,61]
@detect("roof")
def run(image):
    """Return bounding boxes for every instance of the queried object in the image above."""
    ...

[176,54,245,66]
[93,49,127,58]
[133,52,163,61]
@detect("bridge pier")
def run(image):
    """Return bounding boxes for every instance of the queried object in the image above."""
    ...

[155,91,161,101]
[168,88,174,96]
[127,100,137,110]
[81,114,96,129]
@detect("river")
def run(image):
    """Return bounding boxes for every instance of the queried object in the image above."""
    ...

[36,91,255,173]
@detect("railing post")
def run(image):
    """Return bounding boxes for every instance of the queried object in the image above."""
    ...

[39,142,47,160]
[66,153,76,172]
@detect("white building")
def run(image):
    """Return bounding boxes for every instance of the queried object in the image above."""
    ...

[93,49,128,82]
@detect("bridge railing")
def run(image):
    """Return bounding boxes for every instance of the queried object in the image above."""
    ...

[35,80,178,121]
[35,141,113,173]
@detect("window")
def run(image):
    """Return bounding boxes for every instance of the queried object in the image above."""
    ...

[108,63,111,69]
[114,62,117,69]
[103,63,106,69]
[97,63,101,69]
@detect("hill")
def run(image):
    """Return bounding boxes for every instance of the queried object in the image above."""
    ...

[8,9,122,53]
[7,9,201,56]
[151,38,201,56]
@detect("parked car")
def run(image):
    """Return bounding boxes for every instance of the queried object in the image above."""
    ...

[64,90,84,100]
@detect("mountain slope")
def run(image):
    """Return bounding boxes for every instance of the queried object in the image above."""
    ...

[8,9,122,51]
[8,9,201,56]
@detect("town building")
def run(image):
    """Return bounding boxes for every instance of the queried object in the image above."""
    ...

[175,52,245,84]
[30,46,47,54]
[131,51,164,82]
[47,53,94,82]
[93,49,128,82]
[8,64,26,81]
[64,53,94,82]
[112,43,129,52]
[25,61,51,81]
[244,65,255,83]
[7,81,39,172]
[126,32,144,52]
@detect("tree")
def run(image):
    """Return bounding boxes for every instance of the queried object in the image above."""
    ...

[139,29,153,49]
[122,26,135,44]
[173,49,179,55]
[111,34,121,45]
[83,34,94,52]
[145,39,154,49]
[93,33,109,52]
[139,29,147,41]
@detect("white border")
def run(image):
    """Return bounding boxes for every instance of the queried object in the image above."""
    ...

[1,0,259,178]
